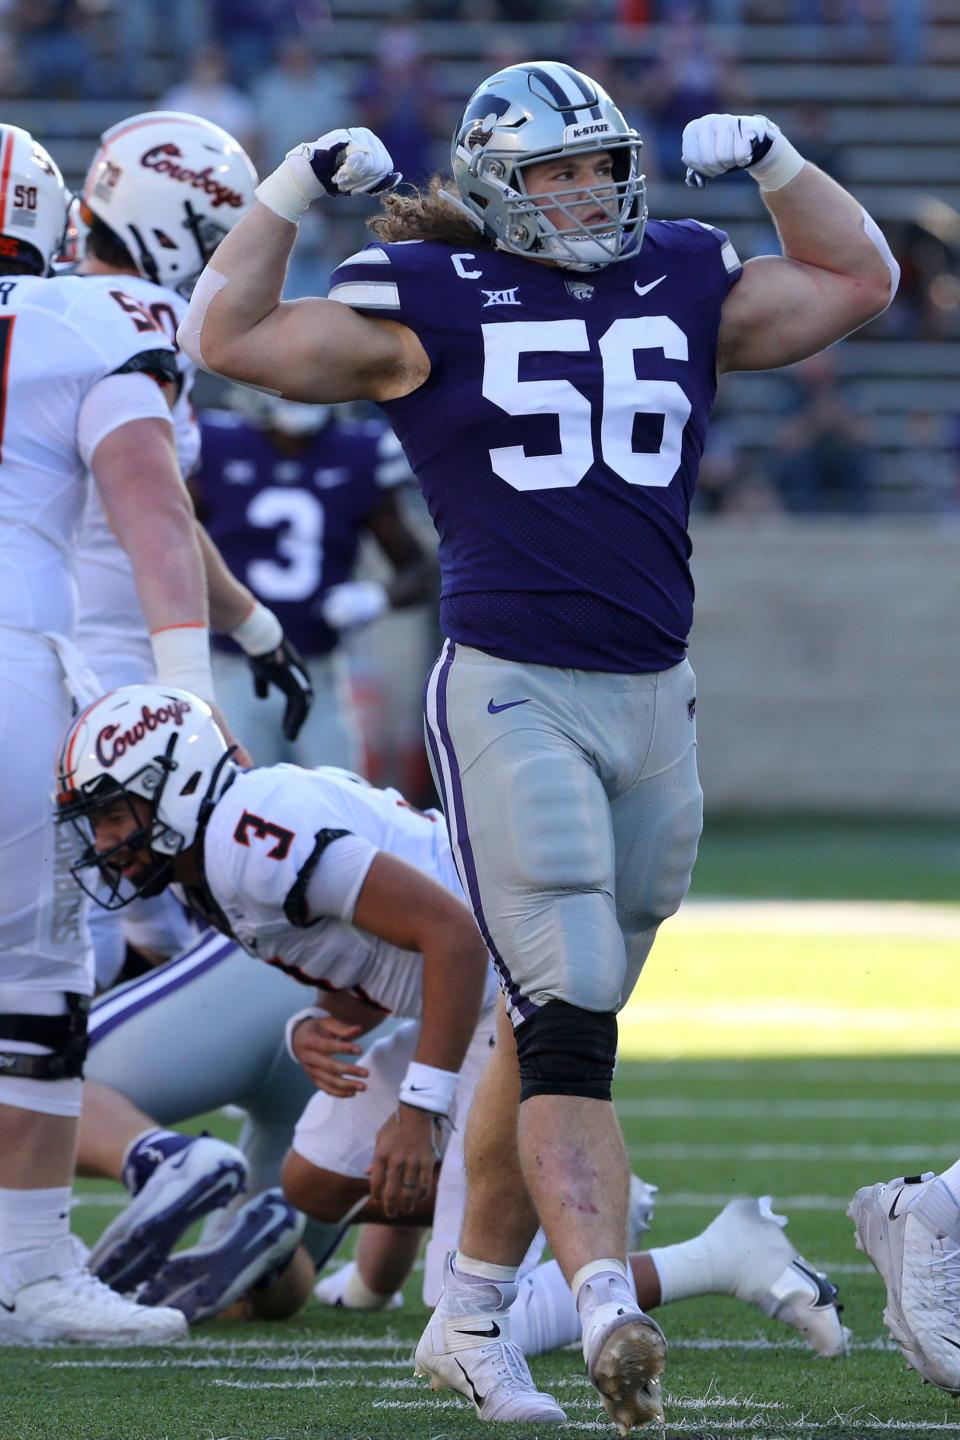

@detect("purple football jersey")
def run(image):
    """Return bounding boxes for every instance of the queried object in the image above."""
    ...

[327,220,741,672]
[196,410,410,656]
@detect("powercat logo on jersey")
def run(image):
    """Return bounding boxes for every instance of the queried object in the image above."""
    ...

[562,121,613,144]
[140,144,245,209]
[95,700,191,768]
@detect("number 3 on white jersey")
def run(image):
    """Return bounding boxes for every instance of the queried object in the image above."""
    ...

[481,317,692,492]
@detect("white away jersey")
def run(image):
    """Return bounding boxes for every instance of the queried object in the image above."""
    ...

[0,272,175,634]
[75,278,197,670]
[194,765,496,1020]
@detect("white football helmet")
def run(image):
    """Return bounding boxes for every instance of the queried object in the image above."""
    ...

[451,61,646,271]
[56,685,236,909]
[81,111,257,293]
[0,124,69,275]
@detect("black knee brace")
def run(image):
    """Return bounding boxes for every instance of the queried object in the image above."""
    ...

[515,999,617,1103]
[0,993,89,1080]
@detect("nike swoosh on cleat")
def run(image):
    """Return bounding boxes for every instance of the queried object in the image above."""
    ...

[634,275,666,297]
[454,1321,500,1339]
[791,1259,839,1309]
[940,1335,960,1352]
[0,1298,14,1313]
[243,1201,291,1253]
[455,1357,486,1408]
[888,1188,907,1220]
[487,698,530,714]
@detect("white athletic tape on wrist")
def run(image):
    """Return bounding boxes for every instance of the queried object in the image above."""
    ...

[150,624,214,704]
[231,601,284,657]
[398,1061,458,1117]
[861,206,901,307]
[255,157,315,225]
[749,133,805,192]
[176,267,228,370]
[284,1006,329,1064]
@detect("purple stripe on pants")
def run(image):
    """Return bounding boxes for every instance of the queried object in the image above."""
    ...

[88,929,237,1047]
[430,642,536,1021]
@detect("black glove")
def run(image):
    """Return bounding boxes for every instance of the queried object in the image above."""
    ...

[246,638,314,742]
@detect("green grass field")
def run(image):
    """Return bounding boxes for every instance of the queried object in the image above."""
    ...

[2,820,959,1439]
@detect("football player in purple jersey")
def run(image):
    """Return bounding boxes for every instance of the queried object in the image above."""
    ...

[193,390,436,771]
[179,62,900,1429]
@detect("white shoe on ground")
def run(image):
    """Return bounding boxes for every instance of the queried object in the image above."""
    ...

[0,1235,187,1345]
[849,1172,960,1394]
[313,1259,403,1310]
[706,1196,851,1357]
[413,1252,566,1423]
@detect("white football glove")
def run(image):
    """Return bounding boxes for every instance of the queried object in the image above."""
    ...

[321,579,389,632]
[682,113,781,185]
[256,127,401,223]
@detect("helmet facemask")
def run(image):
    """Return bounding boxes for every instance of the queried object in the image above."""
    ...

[57,748,182,911]
[452,63,647,272]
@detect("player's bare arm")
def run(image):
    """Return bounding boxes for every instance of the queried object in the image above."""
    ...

[180,129,430,404]
[350,852,488,1076]
[683,114,899,373]
[92,416,208,637]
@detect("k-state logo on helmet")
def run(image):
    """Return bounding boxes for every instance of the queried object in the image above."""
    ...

[95,699,192,768]
[140,144,245,209]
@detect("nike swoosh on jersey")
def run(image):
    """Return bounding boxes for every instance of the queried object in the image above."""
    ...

[487,698,531,715]
[634,275,667,297]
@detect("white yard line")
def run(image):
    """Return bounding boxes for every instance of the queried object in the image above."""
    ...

[616,1098,960,1121]
[676,898,960,941]
[629,1142,956,1162]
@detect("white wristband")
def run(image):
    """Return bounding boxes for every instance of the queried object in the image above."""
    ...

[399,1061,459,1117]
[150,624,214,704]
[284,1006,329,1064]
[231,601,283,657]
[750,135,805,192]
[255,158,314,225]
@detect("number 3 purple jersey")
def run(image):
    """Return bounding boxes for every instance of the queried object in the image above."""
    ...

[196,410,410,657]
[328,221,741,673]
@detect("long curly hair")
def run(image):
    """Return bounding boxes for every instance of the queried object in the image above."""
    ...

[367,176,494,249]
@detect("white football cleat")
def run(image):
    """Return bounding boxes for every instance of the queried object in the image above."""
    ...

[413,1253,566,1423]
[581,1271,667,1433]
[703,1196,850,1358]
[0,1235,187,1345]
[849,1172,960,1394]
[627,1175,658,1252]
[314,1259,403,1310]
[88,1134,248,1293]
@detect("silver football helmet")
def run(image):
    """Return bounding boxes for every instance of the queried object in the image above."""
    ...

[451,61,646,271]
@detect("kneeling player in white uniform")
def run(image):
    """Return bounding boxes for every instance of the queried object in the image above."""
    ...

[56,687,495,1319]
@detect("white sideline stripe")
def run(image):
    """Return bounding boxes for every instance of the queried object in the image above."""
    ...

[676,897,960,940]
[629,1142,957,1162]
[616,1097,960,1121]
[51,1337,898,1370]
